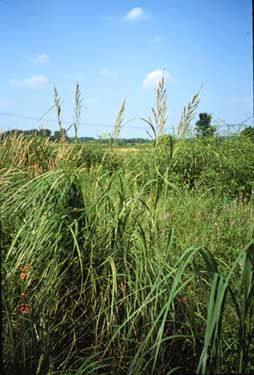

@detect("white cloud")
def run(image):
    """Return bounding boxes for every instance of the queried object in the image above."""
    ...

[99,68,118,79]
[29,53,49,64]
[125,7,145,21]
[106,7,147,23]
[10,74,48,89]
[142,69,169,89]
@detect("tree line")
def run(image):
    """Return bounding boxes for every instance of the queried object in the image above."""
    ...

[1,113,253,143]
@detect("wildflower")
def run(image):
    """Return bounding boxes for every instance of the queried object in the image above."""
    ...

[18,303,31,315]
[20,264,30,280]
[20,272,29,281]
[20,265,29,273]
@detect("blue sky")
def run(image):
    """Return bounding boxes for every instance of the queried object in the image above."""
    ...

[0,0,252,137]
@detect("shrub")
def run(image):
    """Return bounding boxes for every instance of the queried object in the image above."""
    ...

[240,126,254,142]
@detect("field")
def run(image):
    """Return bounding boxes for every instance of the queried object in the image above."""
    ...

[1,132,254,375]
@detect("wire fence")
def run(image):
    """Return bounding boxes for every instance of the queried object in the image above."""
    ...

[0,112,145,129]
[214,123,253,136]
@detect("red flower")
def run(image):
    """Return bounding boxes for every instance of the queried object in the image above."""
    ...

[18,303,31,315]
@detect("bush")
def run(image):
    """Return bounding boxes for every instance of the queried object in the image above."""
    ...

[240,126,254,142]
[172,137,254,197]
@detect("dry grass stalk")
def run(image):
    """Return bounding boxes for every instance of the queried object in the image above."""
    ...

[53,85,66,142]
[178,87,202,139]
[73,82,82,141]
[142,75,168,146]
[113,99,126,144]
[154,75,167,138]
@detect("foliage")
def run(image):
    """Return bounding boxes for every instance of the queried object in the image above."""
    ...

[240,126,254,142]
[1,81,254,374]
[1,151,253,374]
[172,137,254,197]
[195,112,216,138]
[0,129,152,144]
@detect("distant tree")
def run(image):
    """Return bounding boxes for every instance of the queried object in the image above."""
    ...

[39,129,51,138]
[98,132,111,144]
[53,129,68,142]
[240,126,254,142]
[77,136,96,143]
[195,113,216,138]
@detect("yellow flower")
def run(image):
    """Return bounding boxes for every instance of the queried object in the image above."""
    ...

[20,272,29,281]
[20,265,29,273]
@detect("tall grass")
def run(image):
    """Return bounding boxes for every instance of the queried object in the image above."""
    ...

[1,80,254,374]
[1,158,253,374]
[177,87,201,139]
[112,99,126,144]
[141,76,168,146]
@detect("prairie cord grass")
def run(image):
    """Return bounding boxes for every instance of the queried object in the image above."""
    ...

[73,82,82,141]
[1,80,254,374]
[1,161,253,374]
[177,87,201,139]
[112,99,126,144]
[141,76,168,146]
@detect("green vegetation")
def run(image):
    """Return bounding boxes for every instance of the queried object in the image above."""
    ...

[240,126,254,142]
[1,84,254,374]
[195,113,216,138]
[0,129,152,145]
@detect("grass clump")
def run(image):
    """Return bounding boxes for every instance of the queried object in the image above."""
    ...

[1,80,254,374]
[1,159,253,374]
